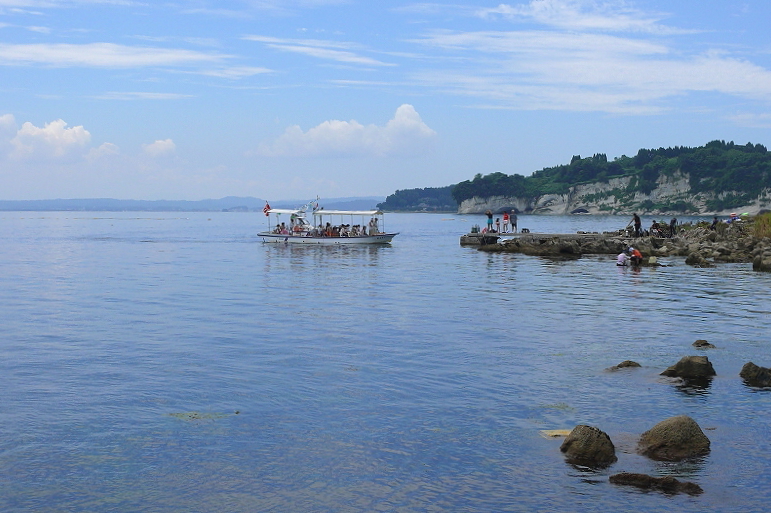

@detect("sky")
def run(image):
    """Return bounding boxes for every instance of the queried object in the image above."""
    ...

[1,0,770,201]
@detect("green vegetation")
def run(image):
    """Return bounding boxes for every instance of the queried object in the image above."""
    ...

[451,140,771,206]
[377,186,456,211]
[754,212,771,239]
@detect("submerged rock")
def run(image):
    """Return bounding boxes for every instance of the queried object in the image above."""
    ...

[692,339,716,349]
[740,362,771,388]
[560,425,617,467]
[661,355,716,379]
[609,472,703,495]
[638,415,711,461]
[607,360,641,371]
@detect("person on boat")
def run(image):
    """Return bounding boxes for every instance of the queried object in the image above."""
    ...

[485,210,493,232]
[361,224,367,236]
[629,247,643,266]
[279,223,290,235]
[502,211,510,233]
[617,250,629,266]
[511,212,518,233]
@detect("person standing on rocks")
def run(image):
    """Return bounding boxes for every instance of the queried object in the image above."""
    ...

[670,217,678,237]
[485,210,493,232]
[511,212,518,233]
[631,213,642,237]
[502,211,510,233]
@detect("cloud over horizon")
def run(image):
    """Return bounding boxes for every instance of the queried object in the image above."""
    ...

[255,104,437,158]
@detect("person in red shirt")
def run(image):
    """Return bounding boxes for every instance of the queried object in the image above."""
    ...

[629,247,643,266]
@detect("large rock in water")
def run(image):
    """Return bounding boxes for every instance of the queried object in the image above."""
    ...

[638,415,711,461]
[661,355,716,379]
[560,425,617,467]
[740,362,771,387]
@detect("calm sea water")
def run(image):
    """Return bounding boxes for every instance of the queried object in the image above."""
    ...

[1,212,770,512]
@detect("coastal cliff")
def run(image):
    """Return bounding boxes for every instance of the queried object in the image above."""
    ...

[458,171,771,215]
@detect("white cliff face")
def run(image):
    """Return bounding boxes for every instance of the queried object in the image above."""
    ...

[457,170,771,215]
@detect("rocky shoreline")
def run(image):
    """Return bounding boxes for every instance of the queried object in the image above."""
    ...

[477,220,771,272]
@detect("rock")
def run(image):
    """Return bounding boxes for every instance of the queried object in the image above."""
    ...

[560,425,617,467]
[661,355,716,379]
[752,249,771,272]
[739,362,771,388]
[692,339,716,349]
[609,472,703,495]
[685,252,714,268]
[638,415,711,461]
[607,360,641,371]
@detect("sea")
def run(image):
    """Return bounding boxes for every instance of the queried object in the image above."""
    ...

[1,211,770,512]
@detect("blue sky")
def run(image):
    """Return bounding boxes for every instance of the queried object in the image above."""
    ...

[1,0,770,201]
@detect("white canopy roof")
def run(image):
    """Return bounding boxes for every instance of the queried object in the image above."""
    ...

[313,210,382,216]
[267,209,304,215]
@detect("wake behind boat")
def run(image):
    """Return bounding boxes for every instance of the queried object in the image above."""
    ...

[259,200,398,244]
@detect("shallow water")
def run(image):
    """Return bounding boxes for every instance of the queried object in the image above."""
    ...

[0,212,770,512]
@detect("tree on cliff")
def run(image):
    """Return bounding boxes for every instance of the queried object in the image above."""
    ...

[450,140,771,210]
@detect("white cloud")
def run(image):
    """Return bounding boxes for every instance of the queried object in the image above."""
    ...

[0,113,15,131]
[477,0,695,34]
[244,35,394,67]
[0,42,225,67]
[142,138,176,157]
[412,29,771,114]
[86,141,120,160]
[10,118,90,158]
[93,92,195,100]
[255,104,436,157]
[198,66,273,79]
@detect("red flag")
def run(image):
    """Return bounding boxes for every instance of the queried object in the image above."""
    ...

[263,202,271,216]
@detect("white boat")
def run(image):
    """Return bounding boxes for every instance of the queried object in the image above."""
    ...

[258,201,398,244]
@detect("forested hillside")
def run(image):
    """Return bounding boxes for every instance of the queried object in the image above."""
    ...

[377,186,456,211]
[451,140,771,211]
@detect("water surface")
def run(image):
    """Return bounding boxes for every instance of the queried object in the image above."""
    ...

[1,212,769,512]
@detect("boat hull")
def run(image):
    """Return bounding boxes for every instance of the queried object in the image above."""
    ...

[259,233,398,244]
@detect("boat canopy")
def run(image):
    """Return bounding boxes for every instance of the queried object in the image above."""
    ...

[313,210,383,216]
[267,209,304,215]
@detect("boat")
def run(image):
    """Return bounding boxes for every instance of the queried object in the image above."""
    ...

[258,200,398,244]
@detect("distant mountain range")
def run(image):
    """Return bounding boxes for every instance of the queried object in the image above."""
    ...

[0,196,385,212]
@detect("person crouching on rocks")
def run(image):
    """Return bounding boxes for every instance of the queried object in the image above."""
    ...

[617,250,629,266]
[629,247,643,266]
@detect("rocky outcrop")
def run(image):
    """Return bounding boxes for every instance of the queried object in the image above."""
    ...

[637,415,711,461]
[609,473,703,495]
[692,339,716,349]
[739,362,771,388]
[458,171,771,216]
[661,356,716,379]
[560,425,617,467]
[481,220,762,266]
